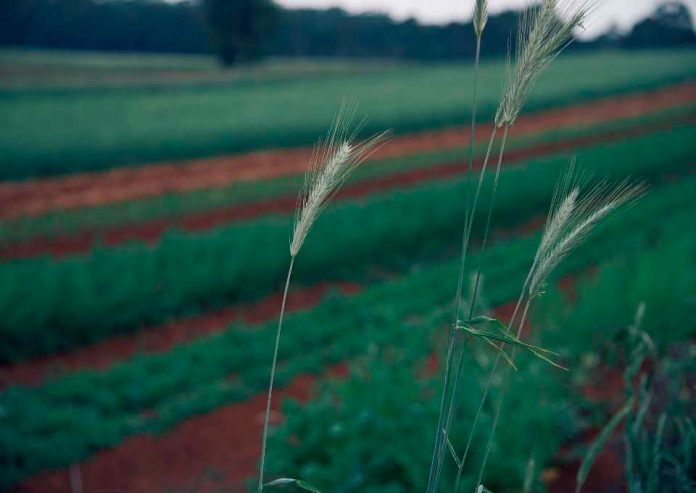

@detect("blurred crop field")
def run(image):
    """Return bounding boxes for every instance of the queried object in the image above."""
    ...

[0,44,695,493]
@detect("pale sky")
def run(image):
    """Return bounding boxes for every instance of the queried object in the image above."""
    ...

[276,0,696,38]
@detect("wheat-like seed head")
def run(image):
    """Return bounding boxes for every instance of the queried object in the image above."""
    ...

[535,158,584,261]
[473,0,489,37]
[537,187,579,260]
[529,177,646,297]
[290,105,389,257]
[495,0,595,127]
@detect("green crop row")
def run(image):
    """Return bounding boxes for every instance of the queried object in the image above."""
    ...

[537,237,696,356]
[266,235,696,493]
[1,177,695,489]
[0,127,694,362]
[267,316,572,493]
[2,104,691,247]
[1,50,694,180]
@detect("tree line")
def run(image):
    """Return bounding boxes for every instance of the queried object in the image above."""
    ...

[1,0,694,65]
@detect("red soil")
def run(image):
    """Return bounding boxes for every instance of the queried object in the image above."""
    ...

[11,276,595,493]
[9,304,517,493]
[0,282,360,389]
[0,191,542,406]
[5,101,683,488]
[11,364,348,493]
[547,442,625,493]
[1,82,694,220]
[3,113,692,261]
[15,360,624,493]
[547,367,627,493]
[0,209,545,390]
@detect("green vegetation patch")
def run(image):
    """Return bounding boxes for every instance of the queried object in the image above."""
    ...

[0,127,693,362]
[1,177,694,489]
[2,105,691,246]
[266,227,696,493]
[1,50,694,180]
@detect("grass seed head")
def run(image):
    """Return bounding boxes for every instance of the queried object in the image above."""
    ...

[496,0,596,127]
[529,174,645,297]
[290,104,389,257]
[535,158,584,261]
[473,0,489,37]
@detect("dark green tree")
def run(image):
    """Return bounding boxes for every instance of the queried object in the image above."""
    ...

[202,0,278,65]
[624,1,696,48]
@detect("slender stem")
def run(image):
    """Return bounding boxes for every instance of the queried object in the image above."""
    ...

[461,126,499,279]
[468,125,510,318]
[446,125,512,492]
[455,35,484,324]
[427,125,498,493]
[258,256,296,493]
[452,361,494,491]
[474,299,532,487]
[426,36,484,493]
[454,267,534,492]
[451,307,524,492]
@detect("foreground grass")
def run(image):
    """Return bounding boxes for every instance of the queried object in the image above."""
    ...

[1,176,694,489]
[0,127,693,362]
[1,50,694,180]
[266,235,695,493]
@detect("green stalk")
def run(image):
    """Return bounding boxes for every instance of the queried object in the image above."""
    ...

[456,35,485,324]
[468,125,510,315]
[258,256,296,493]
[474,298,532,487]
[431,58,504,493]
[427,125,497,493]
[453,247,532,492]
[426,35,485,493]
[441,125,511,487]
[443,124,510,491]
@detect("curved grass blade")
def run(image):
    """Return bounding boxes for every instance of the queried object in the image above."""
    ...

[265,478,322,493]
[457,316,565,369]
[575,397,634,493]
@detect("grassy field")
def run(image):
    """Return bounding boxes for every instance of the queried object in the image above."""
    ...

[2,175,694,488]
[0,48,393,91]
[0,48,219,71]
[1,45,695,493]
[1,126,693,361]
[1,104,691,246]
[267,230,696,493]
[1,50,695,180]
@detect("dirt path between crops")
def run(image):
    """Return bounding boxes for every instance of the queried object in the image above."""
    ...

[0,211,546,393]
[0,281,360,389]
[1,81,694,221]
[3,112,694,260]
[14,290,621,493]
[9,298,511,493]
[11,365,348,493]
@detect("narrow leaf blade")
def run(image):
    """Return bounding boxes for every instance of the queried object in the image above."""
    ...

[265,478,323,493]
[576,397,634,493]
